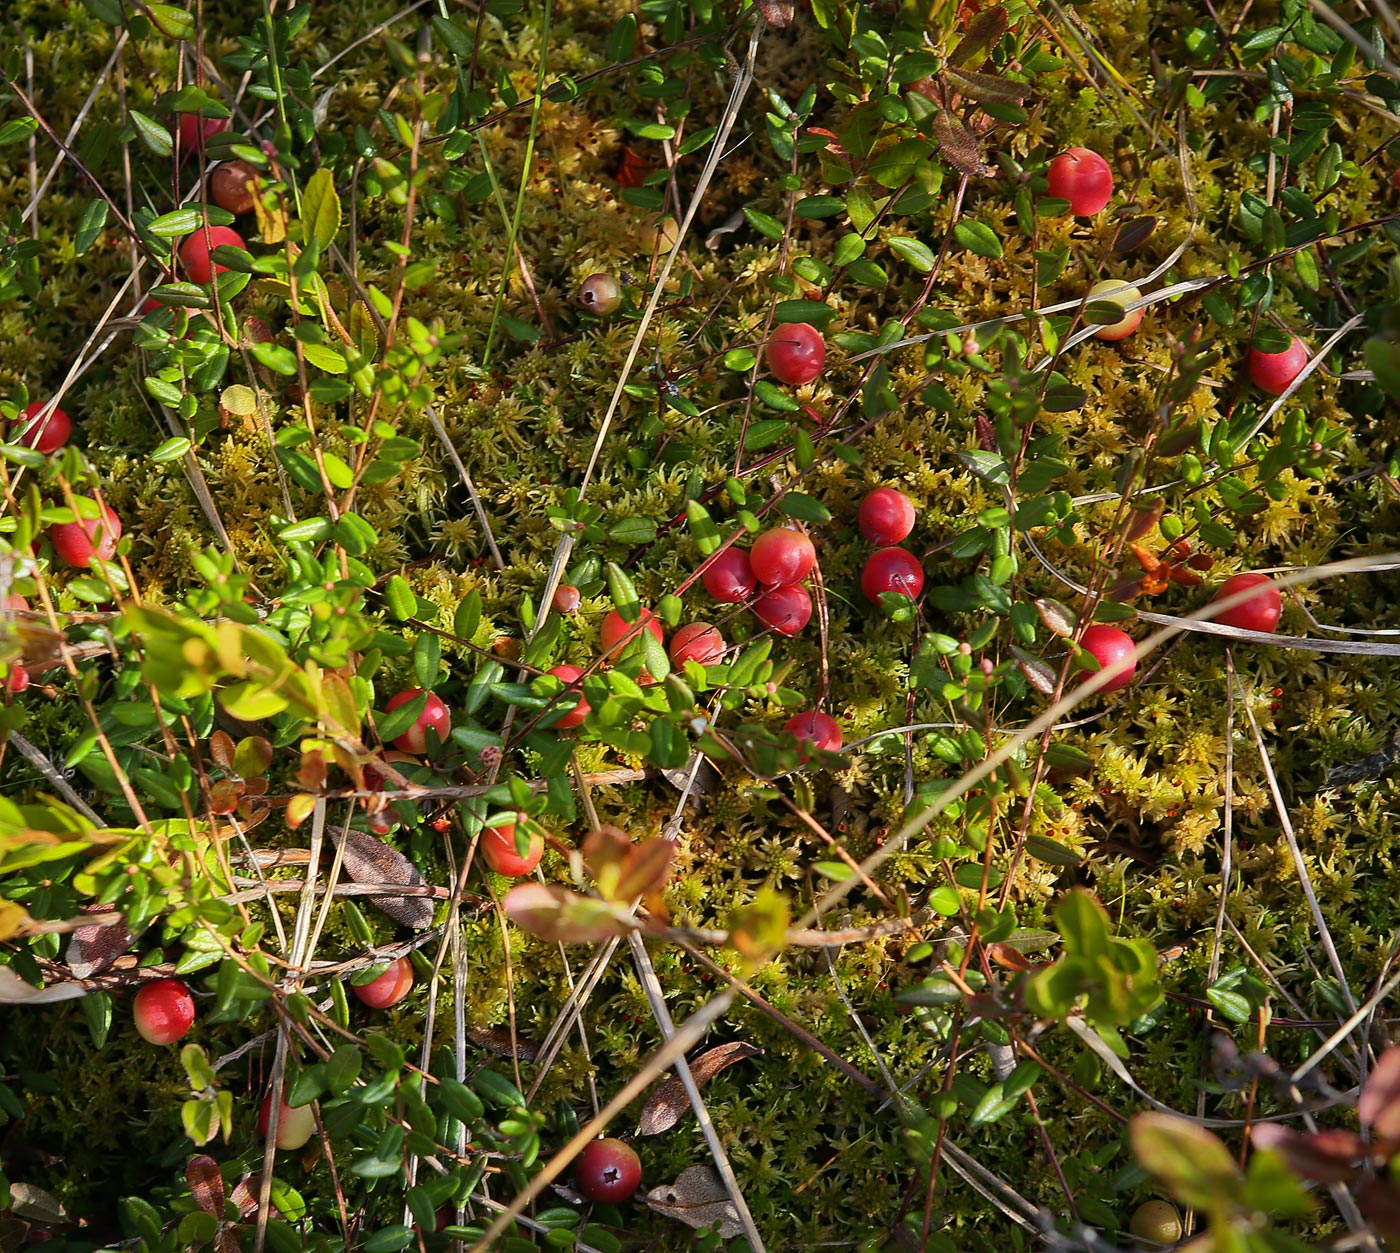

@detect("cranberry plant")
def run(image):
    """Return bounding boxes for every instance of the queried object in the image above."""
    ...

[0,0,1398,1249]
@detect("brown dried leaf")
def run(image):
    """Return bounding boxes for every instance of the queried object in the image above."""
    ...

[975,413,998,453]
[1124,497,1165,543]
[1112,215,1159,254]
[949,3,1008,66]
[944,67,1030,105]
[1113,133,1139,182]
[645,1165,744,1239]
[931,110,987,178]
[466,1026,541,1061]
[754,0,794,25]
[8,1183,66,1224]
[639,1042,762,1136]
[1360,1045,1400,1140]
[1011,646,1056,696]
[186,1154,226,1216]
[334,827,434,929]
[65,904,133,979]
[1033,597,1076,638]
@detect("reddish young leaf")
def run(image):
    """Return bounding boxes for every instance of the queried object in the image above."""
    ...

[186,1154,226,1216]
[503,882,631,943]
[1359,1045,1400,1141]
[1250,1123,1369,1183]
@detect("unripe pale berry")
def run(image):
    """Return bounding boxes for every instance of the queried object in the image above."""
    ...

[785,711,842,752]
[1129,1200,1183,1246]
[750,527,817,588]
[575,1138,642,1203]
[49,502,121,567]
[259,1091,317,1150]
[765,322,826,386]
[1087,280,1143,341]
[1078,624,1136,692]
[13,402,71,453]
[480,821,544,876]
[1245,335,1308,395]
[858,488,916,546]
[1046,147,1114,215]
[544,664,589,729]
[384,689,451,754]
[752,583,812,635]
[640,215,679,253]
[133,978,196,1045]
[861,548,924,601]
[579,273,622,316]
[179,225,245,285]
[1210,573,1282,633]
[701,548,756,603]
[669,623,726,667]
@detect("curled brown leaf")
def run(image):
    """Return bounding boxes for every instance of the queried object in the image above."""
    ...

[638,1041,761,1136]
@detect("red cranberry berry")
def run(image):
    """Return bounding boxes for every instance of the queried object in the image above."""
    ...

[765,322,826,386]
[1245,335,1308,396]
[179,225,245,285]
[544,664,589,729]
[752,584,812,636]
[480,820,544,876]
[49,502,121,567]
[785,711,842,752]
[1045,148,1114,216]
[209,160,259,215]
[352,956,414,1009]
[1209,573,1282,633]
[175,113,229,159]
[575,1138,642,1203]
[861,548,924,601]
[133,978,195,1045]
[599,607,664,659]
[384,689,451,754]
[701,548,757,603]
[750,527,817,588]
[552,584,582,614]
[13,402,71,453]
[1078,624,1136,692]
[669,623,726,667]
[5,663,29,693]
[858,488,916,546]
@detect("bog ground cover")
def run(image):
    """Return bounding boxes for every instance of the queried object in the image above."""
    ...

[3,0,1400,1250]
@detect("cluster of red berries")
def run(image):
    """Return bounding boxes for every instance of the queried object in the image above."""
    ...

[857,487,924,603]
[702,526,815,637]
[1077,574,1284,694]
[1045,147,1312,393]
